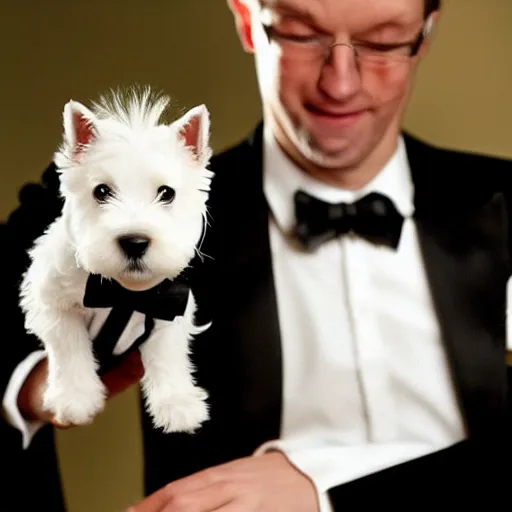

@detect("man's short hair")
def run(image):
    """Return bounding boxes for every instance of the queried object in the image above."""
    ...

[248,0,441,19]
[425,0,441,17]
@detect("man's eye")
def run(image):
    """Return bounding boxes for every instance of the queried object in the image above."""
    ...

[274,19,319,37]
[363,42,403,51]
[271,27,321,43]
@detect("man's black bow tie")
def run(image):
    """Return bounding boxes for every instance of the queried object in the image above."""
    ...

[83,273,190,322]
[293,190,404,251]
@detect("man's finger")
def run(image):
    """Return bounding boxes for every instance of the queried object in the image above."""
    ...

[124,483,170,512]
[102,350,144,399]
[125,481,235,512]
[124,464,232,512]
[210,500,242,512]
[163,462,232,496]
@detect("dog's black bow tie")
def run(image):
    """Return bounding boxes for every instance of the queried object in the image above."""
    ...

[293,190,404,251]
[83,273,190,321]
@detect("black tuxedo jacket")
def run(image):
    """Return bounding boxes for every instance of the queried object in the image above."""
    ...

[1,124,510,511]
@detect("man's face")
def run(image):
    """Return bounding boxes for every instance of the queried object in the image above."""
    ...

[231,0,432,172]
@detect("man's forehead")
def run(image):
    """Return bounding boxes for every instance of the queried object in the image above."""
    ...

[258,0,424,24]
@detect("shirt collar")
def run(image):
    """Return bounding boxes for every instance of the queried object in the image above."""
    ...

[263,125,415,235]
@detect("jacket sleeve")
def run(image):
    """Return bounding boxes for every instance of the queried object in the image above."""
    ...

[326,438,505,508]
[0,163,63,406]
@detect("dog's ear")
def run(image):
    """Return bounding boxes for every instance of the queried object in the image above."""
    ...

[175,104,212,166]
[63,100,98,162]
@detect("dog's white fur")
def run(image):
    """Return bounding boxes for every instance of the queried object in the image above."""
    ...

[19,87,213,432]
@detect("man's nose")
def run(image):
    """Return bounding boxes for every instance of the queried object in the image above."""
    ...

[318,43,362,102]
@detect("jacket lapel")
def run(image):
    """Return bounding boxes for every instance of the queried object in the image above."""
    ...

[200,124,283,450]
[405,133,509,439]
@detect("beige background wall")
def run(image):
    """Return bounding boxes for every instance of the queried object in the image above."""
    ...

[0,1,510,511]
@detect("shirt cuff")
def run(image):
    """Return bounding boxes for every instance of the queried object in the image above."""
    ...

[254,437,441,510]
[2,350,48,449]
[253,438,335,512]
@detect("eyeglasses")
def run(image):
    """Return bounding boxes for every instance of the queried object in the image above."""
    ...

[260,9,435,68]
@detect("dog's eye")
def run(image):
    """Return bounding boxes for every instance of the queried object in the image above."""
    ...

[93,184,113,202]
[157,186,176,204]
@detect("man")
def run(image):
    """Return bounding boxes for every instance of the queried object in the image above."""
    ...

[1,0,510,511]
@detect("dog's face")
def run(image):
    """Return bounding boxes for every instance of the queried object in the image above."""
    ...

[54,89,213,291]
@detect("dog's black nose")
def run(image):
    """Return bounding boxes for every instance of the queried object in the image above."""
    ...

[117,235,150,259]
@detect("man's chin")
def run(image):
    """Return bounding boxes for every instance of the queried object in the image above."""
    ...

[300,136,363,169]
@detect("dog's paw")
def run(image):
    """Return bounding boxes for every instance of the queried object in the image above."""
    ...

[43,374,107,426]
[146,387,209,434]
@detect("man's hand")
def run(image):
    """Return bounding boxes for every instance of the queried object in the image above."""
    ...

[17,350,144,427]
[125,451,320,512]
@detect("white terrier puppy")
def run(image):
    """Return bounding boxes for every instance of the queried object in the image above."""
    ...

[19,87,213,433]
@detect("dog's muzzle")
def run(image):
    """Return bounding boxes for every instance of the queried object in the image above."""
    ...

[117,235,151,260]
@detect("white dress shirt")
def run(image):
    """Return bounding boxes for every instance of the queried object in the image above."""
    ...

[3,129,475,511]
[254,127,467,510]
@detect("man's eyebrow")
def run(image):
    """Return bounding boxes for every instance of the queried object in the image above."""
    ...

[354,18,424,40]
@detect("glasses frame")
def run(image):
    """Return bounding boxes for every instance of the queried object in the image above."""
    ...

[260,9,435,63]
